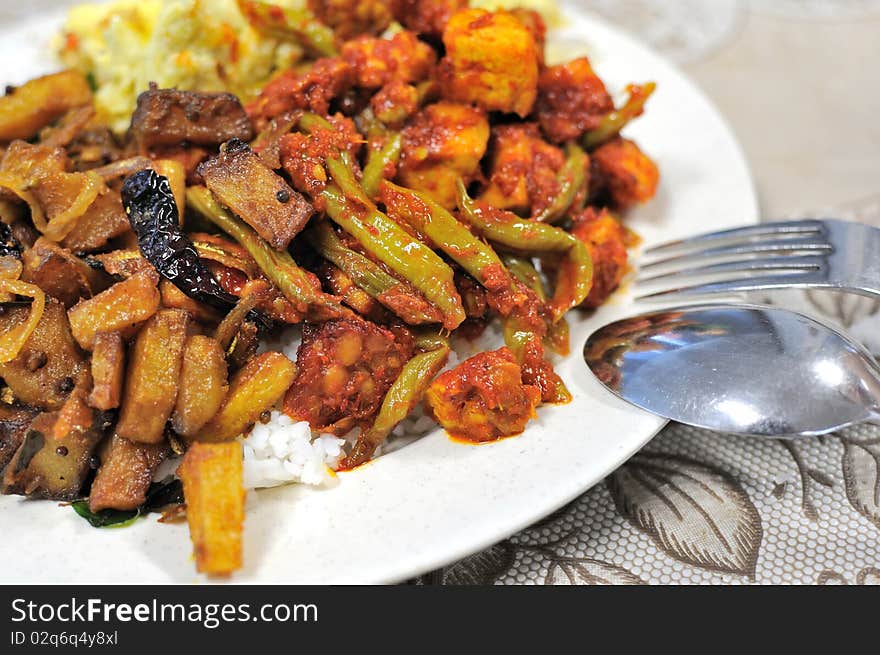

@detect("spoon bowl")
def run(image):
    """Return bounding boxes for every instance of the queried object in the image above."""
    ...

[584,304,880,437]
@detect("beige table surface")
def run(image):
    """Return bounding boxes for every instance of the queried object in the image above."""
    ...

[2,1,878,585]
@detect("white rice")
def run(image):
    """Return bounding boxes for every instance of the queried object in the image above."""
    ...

[240,412,344,489]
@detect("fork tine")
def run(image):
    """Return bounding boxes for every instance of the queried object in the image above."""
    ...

[644,219,824,257]
[638,255,824,284]
[641,235,832,271]
[636,271,823,301]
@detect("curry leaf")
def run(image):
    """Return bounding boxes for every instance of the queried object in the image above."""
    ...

[71,477,184,529]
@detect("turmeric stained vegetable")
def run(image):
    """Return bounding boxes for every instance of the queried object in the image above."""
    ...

[115,309,189,444]
[197,351,296,442]
[178,441,245,575]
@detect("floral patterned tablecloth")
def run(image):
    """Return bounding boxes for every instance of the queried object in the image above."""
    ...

[3,0,877,586]
[420,0,880,586]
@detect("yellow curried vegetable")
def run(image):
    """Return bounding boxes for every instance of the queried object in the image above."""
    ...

[57,0,305,132]
[195,351,297,442]
[178,441,245,575]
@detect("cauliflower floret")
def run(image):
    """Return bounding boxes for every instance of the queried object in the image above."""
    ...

[438,8,538,117]
[397,101,489,209]
[536,57,613,143]
[592,137,659,210]
[571,207,629,308]
[480,123,568,218]
[341,30,436,90]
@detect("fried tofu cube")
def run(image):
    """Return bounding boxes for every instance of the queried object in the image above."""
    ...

[178,441,244,576]
[592,138,659,210]
[536,57,613,143]
[115,309,189,444]
[480,123,566,217]
[439,9,538,117]
[424,347,540,442]
[398,102,489,208]
[196,351,296,442]
[571,208,629,308]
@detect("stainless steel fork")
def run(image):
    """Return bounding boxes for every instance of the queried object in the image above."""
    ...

[635,218,880,301]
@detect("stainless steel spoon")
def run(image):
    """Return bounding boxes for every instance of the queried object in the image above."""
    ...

[583,303,880,437]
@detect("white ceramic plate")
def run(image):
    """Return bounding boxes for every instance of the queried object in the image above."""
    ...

[0,1,757,584]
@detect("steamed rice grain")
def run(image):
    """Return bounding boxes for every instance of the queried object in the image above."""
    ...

[241,412,344,489]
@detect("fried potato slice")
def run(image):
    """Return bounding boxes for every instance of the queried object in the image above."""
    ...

[172,335,229,438]
[159,279,221,323]
[199,139,313,250]
[68,269,160,350]
[21,237,97,307]
[195,351,296,442]
[60,189,132,253]
[0,298,88,410]
[0,404,39,473]
[88,433,168,512]
[116,309,189,443]
[115,309,189,444]
[2,389,106,500]
[88,331,125,410]
[178,441,244,575]
[0,71,92,142]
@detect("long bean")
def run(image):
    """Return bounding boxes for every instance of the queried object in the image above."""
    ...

[362,133,401,200]
[305,221,442,325]
[186,186,347,320]
[295,113,466,328]
[380,181,511,291]
[320,162,464,329]
[456,179,592,320]
[343,336,450,469]
[582,82,656,150]
[502,316,571,404]
[503,255,570,356]
[533,143,588,224]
